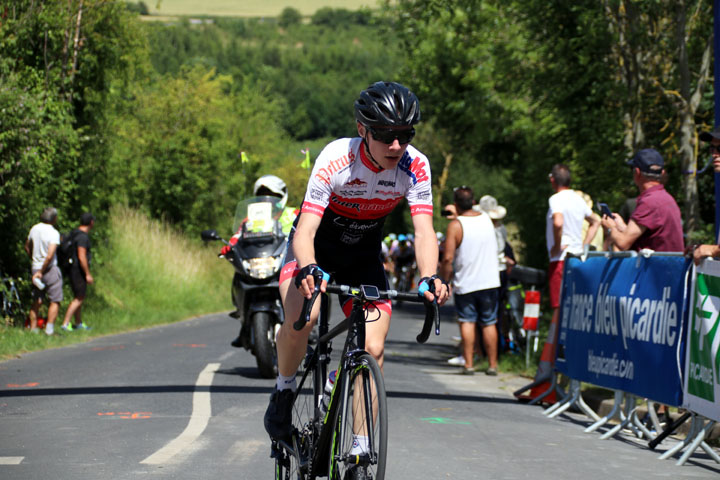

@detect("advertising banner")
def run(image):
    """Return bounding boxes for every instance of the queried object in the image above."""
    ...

[683,260,720,422]
[555,254,691,406]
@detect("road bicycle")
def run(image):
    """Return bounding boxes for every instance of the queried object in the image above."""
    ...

[1,277,24,327]
[272,278,439,480]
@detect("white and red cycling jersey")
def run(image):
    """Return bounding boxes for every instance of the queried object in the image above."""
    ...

[301,137,433,252]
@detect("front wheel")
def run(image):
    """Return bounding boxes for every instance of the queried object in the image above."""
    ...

[252,312,278,379]
[327,354,387,480]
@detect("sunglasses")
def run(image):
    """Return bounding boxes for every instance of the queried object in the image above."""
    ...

[710,145,720,154]
[369,127,415,145]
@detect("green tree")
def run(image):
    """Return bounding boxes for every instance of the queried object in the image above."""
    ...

[278,7,302,28]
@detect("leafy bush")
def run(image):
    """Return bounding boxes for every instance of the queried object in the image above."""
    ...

[278,7,302,28]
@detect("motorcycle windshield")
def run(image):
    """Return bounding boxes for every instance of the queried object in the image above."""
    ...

[232,196,284,238]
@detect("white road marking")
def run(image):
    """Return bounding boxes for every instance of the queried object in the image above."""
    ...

[140,363,220,465]
[0,457,24,465]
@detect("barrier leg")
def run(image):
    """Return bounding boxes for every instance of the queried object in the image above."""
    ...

[659,414,700,461]
[631,408,656,441]
[543,378,577,416]
[545,379,578,418]
[599,396,640,440]
[585,390,623,433]
[676,419,720,466]
[576,389,601,422]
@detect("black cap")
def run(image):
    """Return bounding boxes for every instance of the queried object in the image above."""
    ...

[80,212,95,226]
[699,126,720,142]
[626,148,664,174]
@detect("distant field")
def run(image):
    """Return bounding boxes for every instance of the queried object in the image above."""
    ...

[145,0,380,17]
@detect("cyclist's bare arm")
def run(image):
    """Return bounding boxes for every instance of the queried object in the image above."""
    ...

[292,213,328,297]
[411,213,449,305]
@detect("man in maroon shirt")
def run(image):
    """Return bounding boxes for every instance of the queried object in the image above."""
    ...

[601,148,684,252]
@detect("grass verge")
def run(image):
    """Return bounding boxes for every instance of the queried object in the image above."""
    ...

[0,205,231,360]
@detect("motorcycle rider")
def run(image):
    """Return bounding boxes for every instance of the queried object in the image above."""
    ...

[220,174,299,347]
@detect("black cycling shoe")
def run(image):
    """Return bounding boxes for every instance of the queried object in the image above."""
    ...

[264,388,294,440]
[344,465,369,480]
[230,335,242,348]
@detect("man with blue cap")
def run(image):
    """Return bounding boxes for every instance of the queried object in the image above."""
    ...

[601,148,684,252]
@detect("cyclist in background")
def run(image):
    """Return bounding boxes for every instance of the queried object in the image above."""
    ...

[392,234,416,290]
[264,81,449,479]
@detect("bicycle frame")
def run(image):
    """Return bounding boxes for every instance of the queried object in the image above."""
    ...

[274,281,439,479]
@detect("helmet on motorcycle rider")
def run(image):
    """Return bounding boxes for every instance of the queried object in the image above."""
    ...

[254,175,288,209]
[354,81,421,127]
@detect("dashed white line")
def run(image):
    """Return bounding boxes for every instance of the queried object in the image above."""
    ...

[0,457,24,465]
[140,363,220,465]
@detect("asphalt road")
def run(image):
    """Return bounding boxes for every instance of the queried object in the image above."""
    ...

[1,303,718,479]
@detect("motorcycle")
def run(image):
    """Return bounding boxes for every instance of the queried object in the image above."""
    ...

[201,196,287,378]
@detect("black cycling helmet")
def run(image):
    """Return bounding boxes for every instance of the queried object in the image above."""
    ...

[354,81,421,127]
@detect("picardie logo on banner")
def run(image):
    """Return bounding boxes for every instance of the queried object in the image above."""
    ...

[687,273,720,402]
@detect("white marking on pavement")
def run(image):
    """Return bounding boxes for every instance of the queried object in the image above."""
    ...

[0,457,24,465]
[140,363,220,465]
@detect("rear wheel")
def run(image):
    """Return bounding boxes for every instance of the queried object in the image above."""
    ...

[327,354,387,480]
[253,312,278,378]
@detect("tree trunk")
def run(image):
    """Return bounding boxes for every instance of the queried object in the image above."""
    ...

[434,152,453,213]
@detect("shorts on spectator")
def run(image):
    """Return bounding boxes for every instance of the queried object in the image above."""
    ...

[548,260,564,309]
[69,267,87,298]
[31,265,63,303]
[454,288,498,326]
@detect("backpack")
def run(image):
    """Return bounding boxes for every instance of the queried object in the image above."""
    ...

[57,230,78,274]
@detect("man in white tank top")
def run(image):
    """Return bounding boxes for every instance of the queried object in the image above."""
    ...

[440,187,501,375]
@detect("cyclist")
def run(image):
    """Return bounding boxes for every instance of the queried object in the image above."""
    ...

[264,81,449,478]
[392,234,416,290]
[220,175,299,347]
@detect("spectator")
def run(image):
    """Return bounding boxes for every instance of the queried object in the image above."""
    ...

[478,194,517,352]
[24,207,63,335]
[601,149,684,252]
[574,190,603,251]
[687,127,720,264]
[60,212,95,332]
[601,148,684,427]
[440,186,501,375]
[546,164,600,330]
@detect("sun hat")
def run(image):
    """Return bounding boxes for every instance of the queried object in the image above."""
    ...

[479,195,507,220]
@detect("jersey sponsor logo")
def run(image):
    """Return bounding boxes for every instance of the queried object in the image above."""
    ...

[375,190,402,196]
[340,231,363,245]
[345,178,367,187]
[310,188,329,202]
[416,189,432,200]
[410,204,433,216]
[301,202,326,217]
[332,217,381,232]
[329,194,402,219]
[398,154,429,185]
[338,189,366,197]
[377,179,396,187]
[315,153,354,185]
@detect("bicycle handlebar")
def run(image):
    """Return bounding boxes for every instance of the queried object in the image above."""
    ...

[293,282,440,344]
